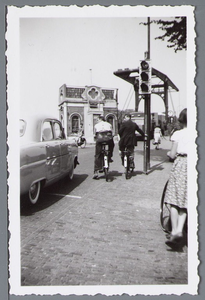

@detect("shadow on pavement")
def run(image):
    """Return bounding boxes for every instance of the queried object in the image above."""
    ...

[20,173,88,216]
[147,161,166,175]
[108,170,124,177]
[103,169,145,182]
[95,170,122,182]
[136,148,170,162]
[166,244,187,253]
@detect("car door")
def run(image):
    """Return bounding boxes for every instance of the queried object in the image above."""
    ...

[42,120,61,182]
[53,121,73,175]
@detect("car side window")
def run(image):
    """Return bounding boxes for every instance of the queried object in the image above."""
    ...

[53,122,63,140]
[42,121,53,141]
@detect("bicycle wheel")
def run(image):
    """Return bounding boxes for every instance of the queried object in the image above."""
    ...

[104,167,109,182]
[160,180,172,233]
[104,154,109,181]
[124,154,129,179]
[125,167,130,179]
[129,156,135,173]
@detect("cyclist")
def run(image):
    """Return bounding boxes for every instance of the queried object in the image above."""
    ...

[77,123,86,146]
[93,115,114,179]
[78,123,84,135]
[118,113,145,170]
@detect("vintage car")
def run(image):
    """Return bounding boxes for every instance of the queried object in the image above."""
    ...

[20,116,79,205]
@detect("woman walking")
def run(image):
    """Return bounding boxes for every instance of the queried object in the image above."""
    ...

[164,108,190,249]
[153,125,162,149]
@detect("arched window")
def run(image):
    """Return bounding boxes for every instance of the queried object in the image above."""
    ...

[71,115,80,133]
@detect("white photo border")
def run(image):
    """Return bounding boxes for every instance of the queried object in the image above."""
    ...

[7,4,198,296]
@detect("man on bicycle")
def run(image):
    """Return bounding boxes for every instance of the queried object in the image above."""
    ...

[77,123,86,146]
[93,115,114,179]
[118,113,146,170]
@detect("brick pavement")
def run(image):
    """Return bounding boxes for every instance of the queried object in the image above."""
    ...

[20,137,187,287]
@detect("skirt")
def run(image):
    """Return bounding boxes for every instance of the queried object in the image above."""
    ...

[164,156,187,209]
[153,132,161,144]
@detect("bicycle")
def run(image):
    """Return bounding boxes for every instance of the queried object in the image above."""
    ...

[122,148,135,179]
[160,180,171,233]
[101,142,110,182]
[77,135,86,148]
[160,180,188,234]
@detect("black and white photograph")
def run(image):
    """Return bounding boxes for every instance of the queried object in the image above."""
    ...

[7,4,198,296]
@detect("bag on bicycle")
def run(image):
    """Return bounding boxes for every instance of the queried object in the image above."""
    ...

[95,131,113,143]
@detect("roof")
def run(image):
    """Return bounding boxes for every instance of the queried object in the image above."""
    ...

[113,67,179,91]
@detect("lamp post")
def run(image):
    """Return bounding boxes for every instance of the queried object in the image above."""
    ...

[116,88,119,134]
[143,17,151,174]
[63,102,68,137]
[60,90,68,137]
[89,69,92,85]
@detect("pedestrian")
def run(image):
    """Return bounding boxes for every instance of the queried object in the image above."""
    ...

[153,125,162,149]
[164,108,189,249]
[78,123,84,136]
[118,113,145,170]
[77,123,85,146]
[93,115,115,179]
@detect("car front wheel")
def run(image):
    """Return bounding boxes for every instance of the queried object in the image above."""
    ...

[28,181,41,205]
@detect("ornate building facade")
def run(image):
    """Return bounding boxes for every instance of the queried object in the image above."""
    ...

[59,84,118,143]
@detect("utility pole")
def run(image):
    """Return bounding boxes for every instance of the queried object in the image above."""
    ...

[143,17,151,174]
[114,18,179,173]
[89,69,92,85]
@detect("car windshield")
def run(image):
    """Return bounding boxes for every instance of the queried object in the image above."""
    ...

[20,119,26,137]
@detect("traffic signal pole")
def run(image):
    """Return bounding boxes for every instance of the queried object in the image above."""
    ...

[143,17,151,174]
[144,94,151,173]
[147,17,150,60]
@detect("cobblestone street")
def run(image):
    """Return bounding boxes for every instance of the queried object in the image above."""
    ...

[20,138,187,287]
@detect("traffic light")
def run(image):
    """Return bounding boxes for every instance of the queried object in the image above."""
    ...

[139,60,152,95]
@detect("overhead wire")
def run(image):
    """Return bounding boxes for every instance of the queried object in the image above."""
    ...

[122,85,133,111]
[169,88,176,115]
[125,89,134,110]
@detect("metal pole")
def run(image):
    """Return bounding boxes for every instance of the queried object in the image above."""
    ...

[147,17,150,59]
[143,97,148,173]
[63,102,67,137]
[164,81,169,123]
[147,94,151,170]
[116,88,119,134]
[144,94,151,173]
[143,17,151,173]
[147,17,151,169]
[134,83,139,112]
[89,69,92,85]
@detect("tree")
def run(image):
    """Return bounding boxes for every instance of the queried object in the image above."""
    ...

[142,17,187,52]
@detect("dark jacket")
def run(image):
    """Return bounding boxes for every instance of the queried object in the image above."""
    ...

[119,119,144,148]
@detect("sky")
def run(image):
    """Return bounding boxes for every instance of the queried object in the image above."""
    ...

[19,9,187,119]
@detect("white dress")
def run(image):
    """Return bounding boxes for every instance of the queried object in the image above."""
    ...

[153,127,161,144]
